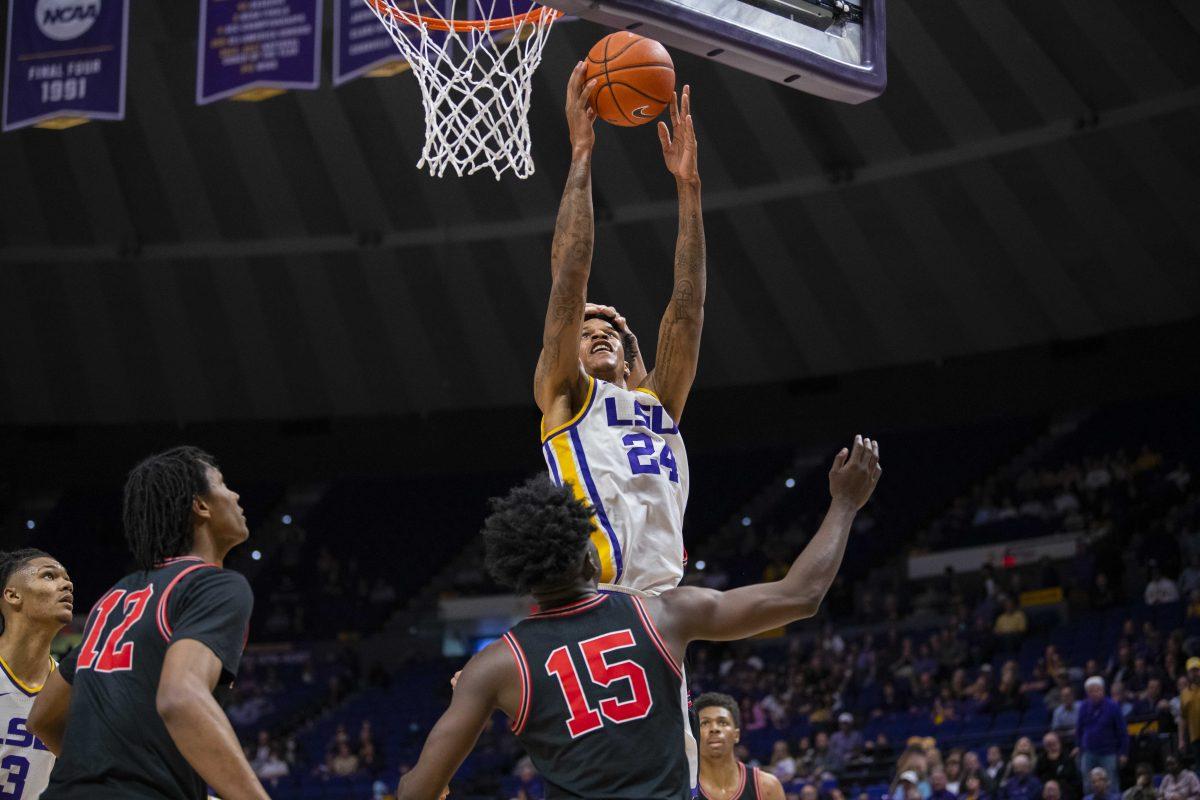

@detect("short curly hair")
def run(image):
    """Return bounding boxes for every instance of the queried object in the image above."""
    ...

[482,475,594,595]
[694,692,741,729]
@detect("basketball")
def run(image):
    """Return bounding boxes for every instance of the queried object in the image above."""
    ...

[584,32,676,127]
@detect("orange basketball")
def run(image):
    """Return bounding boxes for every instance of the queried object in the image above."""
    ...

[584,32,675,127]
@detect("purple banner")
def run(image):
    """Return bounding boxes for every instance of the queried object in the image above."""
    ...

[196,0,322,105]
[3,0,130,132]
[333,0,407,86]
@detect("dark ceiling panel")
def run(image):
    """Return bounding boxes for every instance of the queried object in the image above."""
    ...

[0,0,1197,424]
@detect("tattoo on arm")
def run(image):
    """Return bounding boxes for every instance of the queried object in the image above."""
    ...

[648,184,706,417]
[537,157,593,405]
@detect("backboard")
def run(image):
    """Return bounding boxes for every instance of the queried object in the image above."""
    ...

[540,0,886,104]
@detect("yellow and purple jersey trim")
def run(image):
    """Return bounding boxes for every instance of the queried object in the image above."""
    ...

[540,375,625,585]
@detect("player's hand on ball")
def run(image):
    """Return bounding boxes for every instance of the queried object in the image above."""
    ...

[828,435,881,511]
[450,670,462,690]
[566,62,598,154]
[658,85,699,185]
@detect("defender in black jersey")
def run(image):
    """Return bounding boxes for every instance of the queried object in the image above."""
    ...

[30,446,269,800]
[397,435,882,800]
[694,693,784,800]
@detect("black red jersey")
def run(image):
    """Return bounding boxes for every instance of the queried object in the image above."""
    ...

[698,762,765,800]
[501,591,689,800]
[43,556,253,800]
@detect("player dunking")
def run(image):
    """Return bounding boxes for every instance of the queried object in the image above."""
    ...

[30,446,269,800]
[0,549,74,798]
[694,693,785,800]
[536,62,705,598]
[398,435,880,800]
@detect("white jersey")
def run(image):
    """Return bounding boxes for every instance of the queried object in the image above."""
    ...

[0,656,57,799]
[541,375,689,596]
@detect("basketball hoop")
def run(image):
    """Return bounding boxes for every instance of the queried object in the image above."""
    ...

[363,1,562,180]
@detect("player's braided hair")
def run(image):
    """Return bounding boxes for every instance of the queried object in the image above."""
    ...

[123,446,216,572]
[482,475,594,595]
[694,692,742,729]
[0,548,53,635]
[584,311,637,370]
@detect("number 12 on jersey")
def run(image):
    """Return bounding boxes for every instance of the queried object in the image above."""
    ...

[544,629,653,739]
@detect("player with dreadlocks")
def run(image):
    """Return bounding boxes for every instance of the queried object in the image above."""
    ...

[0,548,73,798]
[397,434,881,800]
[30,445,270,800]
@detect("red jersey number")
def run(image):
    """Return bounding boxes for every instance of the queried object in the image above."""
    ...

[544,629,653,739]
[76,586,155,673]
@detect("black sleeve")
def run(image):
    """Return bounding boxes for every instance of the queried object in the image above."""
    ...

[57,646,79,685]
[168,569,254,679]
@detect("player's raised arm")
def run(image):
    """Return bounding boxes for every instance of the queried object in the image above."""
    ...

[643,85,705,423]
[651,436,881,648]
[535,63,599,418]
[398,643,518,800]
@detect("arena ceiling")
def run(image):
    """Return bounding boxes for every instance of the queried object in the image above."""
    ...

[0,0,1198,425]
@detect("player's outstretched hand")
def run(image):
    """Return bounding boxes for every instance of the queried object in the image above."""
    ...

[828,435,882,511]
[566,61,597,155]
[657,85,699,185]
[450,670,461,690]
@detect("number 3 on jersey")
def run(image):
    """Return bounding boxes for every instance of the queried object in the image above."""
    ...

[622,433,679,483]
[544,629,653,739]
[76,586,155,673]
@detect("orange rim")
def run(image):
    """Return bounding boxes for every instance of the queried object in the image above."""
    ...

[365,1,561,32]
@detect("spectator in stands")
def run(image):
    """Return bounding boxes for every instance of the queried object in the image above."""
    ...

[995,596,1028,649]
[942,752,963,790]
[1178,555,1200,599]
[1158,755,1200,800]
[1052,687,1080,732]
[961,775,988,800]
[328,742,359,778]
[1075,676,1127,791]
[930,770,956,800]
[511,757,545,800]
[1045,782,1063,800]
[770,740,797,783]
[985,746,1007,794]
[253,730,271,765]
[892,770,921,800]
[255,746,290,786]
[829,713,863,770]
[1121,764,1155,800]
[1109,681,1133,717]
[1143,561,1179,605]
[1181,658,1200,753]
[999,754,1041,800]
[811,731,836,777]
[1083,768,1119,800]
[1038,732,1082,800]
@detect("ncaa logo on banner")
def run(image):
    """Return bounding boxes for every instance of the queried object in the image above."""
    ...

[35,0,102,41]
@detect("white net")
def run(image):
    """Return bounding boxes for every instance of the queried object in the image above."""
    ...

[363,0,560,180]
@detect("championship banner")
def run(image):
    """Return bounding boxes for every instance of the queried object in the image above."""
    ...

[196,0,322,104]
[3,0,130,132]
[332,0,409,86]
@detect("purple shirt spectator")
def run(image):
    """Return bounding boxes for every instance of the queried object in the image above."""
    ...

[1075,697,1128,757]
[1002,775,1043,800]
